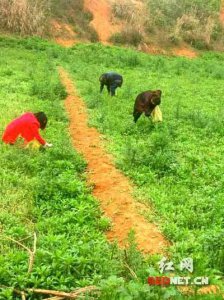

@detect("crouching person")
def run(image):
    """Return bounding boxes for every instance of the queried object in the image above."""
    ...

[2,112,52,148]
[99,72,123,96]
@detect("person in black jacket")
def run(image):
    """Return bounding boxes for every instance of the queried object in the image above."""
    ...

[133,90,162,123]
[99,72,123,96]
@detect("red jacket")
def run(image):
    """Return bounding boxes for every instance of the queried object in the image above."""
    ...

[2,112,46,145]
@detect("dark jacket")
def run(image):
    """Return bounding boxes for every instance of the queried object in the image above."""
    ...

[99,72,123,87]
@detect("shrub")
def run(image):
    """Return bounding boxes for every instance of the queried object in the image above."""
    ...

[86,25,99,43]
[146,0,223,49]
[112,0,138,23]
[110,28,143,46]
[50,0,99,42]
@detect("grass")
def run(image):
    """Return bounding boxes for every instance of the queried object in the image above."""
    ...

[0,37,183,300]
[61,43,224,281]
[0,36,223,299]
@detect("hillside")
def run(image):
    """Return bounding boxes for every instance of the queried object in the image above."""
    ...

[0,0,223,53]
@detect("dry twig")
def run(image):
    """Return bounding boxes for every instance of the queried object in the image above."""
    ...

[28,232,37,273]
[21,291,26,300]
[2,232,37,273]
[0,285,99,299]
[124,262,138,279]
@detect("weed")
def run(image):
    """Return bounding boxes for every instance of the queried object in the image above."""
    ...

[1,37,224,298]
[64,42,224,286]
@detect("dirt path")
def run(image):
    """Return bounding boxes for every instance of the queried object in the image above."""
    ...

[84,0,121,43]
[220,0,224,26]
[51,20,77,47]
[59,68,167,254]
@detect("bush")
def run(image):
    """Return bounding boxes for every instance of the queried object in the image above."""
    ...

[110,28,143,46]
[50,0,99,42]
[146,0,223,49]
[86,25,99,43]
[112,0,138,22]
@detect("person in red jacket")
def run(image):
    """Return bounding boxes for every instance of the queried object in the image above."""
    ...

[2,112,52,148]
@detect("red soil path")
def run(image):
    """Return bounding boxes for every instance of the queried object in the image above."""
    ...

[84,0,121,43]
[59,68,168,254]
[220,1,224,26]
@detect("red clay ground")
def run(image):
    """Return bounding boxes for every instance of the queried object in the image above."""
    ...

[220,1,224,26]
[172,46,197,58]
[51,20,77,47]
[139,42,197,58]
[84,0,121,43]
[59,67,168,254]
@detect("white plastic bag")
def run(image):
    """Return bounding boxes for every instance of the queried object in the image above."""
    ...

[151,106,163,123]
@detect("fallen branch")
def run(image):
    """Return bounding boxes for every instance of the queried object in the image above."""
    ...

[28,232,37,274]
[0,285,99,299]
[3,236,30,252]
[123,249,138,279]
[124,262,138,279]
[21,291,26,300]
[10,287,27,300]
[1,232,37,274]
[44,297,64,300]
[25,286,99,298]
[18,235,33,243]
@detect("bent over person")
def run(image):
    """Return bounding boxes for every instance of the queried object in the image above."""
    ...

[2,112,52,148]
[133,90,162,123]
[99,72,123,96]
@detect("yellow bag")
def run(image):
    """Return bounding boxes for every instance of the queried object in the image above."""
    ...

[25,140,41,150]
[151,106,163,123]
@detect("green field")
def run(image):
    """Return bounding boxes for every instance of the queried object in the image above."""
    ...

[0,37,223,299]
[64,43,224,273]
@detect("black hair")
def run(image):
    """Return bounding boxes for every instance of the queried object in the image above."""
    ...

[34,112,48,130]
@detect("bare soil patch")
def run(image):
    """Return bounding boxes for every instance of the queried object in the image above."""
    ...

[84,0,121,43]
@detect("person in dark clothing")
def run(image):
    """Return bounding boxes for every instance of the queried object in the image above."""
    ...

[133,90,162,123]
[99,72,123,96]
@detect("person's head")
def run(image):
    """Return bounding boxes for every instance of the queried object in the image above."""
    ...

[151,90,162,106]
[34,112,48,130]
[145,90,162,117]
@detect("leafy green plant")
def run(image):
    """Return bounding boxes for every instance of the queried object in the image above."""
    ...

[1,37,224,299]
[63,43,224,289]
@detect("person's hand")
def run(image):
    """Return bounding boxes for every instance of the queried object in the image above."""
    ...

[44,142,53,148]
